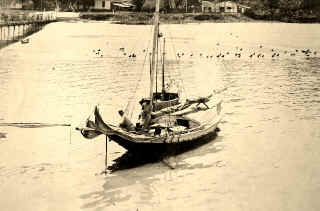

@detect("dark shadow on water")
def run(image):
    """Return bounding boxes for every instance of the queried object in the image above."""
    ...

[108,128,222,172]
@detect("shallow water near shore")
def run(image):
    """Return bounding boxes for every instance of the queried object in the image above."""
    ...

[0,21,320,211]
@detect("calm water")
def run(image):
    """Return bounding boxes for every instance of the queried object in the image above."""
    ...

[0,21,320,211]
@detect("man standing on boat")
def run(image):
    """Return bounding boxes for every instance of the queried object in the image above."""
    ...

[138,98,152,131]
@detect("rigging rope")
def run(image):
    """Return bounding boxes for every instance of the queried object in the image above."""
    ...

[165,25,189,100]
[127,44,151,120]
[76,25,154,127]
[125,25,154,121]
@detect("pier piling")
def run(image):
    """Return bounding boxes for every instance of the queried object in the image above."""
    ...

[13,25,15,41]
[0,11,57,49]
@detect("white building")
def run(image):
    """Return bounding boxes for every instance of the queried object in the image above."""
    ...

[8,0,23,9]
[202,1,250,14]
[238,4,250,13]
[93,0,134,10]
[202,1,217,13]
[94,0,111,10]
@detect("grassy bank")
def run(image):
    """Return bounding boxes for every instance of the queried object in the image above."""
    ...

[79,12,255,24]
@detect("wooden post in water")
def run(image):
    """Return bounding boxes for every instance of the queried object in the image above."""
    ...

[19,25,22,40]
[17,25,19,40]
[1,26,2,41]
[7,26,9,45]
[105,135,108,174]
[13,25,15,41]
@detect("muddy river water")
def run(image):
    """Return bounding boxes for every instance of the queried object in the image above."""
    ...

[0,21,320,211]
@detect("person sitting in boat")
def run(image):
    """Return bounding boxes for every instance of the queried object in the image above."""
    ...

[138,98,152,131]
[118,110,135,131]
[180,94,212,110]
[196,95,211,109]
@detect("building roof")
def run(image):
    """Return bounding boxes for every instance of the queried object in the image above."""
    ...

[112,3,134,7]
[202,0,250,9]
[112,0,134,7]
[238,4,250,9]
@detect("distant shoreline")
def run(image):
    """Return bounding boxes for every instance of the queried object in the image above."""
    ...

[79,12,260,24]
[79,11,320,24]
[1,10,319,25]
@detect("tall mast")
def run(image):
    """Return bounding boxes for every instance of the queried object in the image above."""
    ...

[161,38,166,100]
[155,27,159,97]
[150,0,161,106]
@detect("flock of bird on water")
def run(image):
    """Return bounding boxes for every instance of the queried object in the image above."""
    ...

[19,30,318,61]
[89,32,318,60]
[91,44,318,61]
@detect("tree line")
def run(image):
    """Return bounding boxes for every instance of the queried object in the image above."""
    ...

[244,0,320,22]
[2,0,320,14]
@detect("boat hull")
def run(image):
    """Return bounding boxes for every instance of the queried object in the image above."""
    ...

[108,127,220,153]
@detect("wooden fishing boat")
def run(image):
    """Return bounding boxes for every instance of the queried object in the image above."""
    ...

[79,100,221,152]
[76,0,223,165]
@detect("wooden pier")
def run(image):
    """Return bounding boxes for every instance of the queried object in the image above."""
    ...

[0,11,57,48]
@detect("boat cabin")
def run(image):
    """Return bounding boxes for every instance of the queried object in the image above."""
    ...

[152,92,180,111]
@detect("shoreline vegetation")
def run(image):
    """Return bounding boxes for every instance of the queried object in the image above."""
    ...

[79,12,255,24]
[78,10,320,24]
[1,11,320,25]
[1,10,320,25]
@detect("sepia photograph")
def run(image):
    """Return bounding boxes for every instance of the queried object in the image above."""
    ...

[0,0,319,210]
